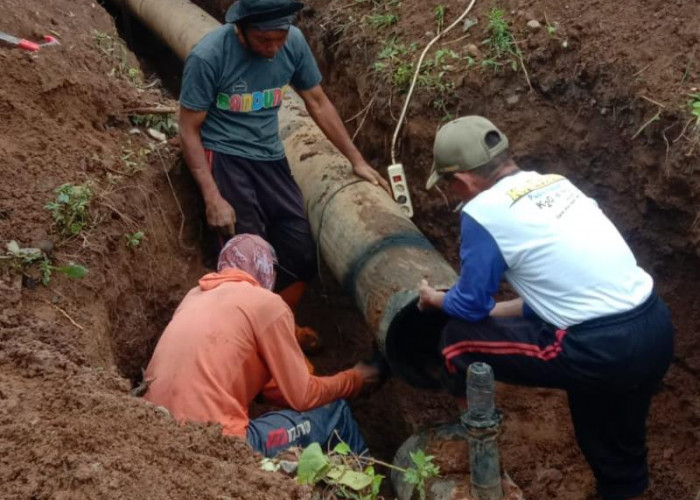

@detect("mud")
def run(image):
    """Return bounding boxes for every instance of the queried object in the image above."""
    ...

[0,0,699,498]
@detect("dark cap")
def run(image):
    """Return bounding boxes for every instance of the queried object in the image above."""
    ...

[225,0,304,24]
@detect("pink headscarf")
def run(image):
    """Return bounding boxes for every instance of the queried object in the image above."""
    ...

[217,234,277,290]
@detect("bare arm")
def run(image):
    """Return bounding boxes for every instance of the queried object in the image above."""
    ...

[297,85,390,193]
[417,279,446,311]
[490,298,524,318]
[179,107,236,236]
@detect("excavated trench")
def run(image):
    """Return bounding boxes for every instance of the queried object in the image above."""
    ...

[92,1,700,497]
[98,1,460,468]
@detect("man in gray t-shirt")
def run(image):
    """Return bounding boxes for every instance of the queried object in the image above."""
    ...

[179,0,389,335]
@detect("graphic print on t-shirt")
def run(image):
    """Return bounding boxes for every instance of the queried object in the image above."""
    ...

[216,83,292,113]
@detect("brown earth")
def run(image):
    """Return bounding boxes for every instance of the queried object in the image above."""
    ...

[1,0,699,499]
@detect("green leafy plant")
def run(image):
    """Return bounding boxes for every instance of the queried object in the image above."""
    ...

[38,259,89,286]
[366,12,398,29]
[126,67,143,86]
[2,241,88,285]
[485,8,514,57]
[129,113,178,137]
[373,38,419,90]
[373,37,460,99]
[44,183,93,237]
[124,231,145,249]
[689,93,700,127]
[482,7,526,75]
[403,450,441,500]
[289,440,439,500]
[120,143,153,175]
[434,5,446,33]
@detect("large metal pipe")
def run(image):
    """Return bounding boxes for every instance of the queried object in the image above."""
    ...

[115,0,457,388]
[113,0,220,60]
[278,97,456,388]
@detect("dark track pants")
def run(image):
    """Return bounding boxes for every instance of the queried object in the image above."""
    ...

[439,293,674,500]
[206,151,316,290]
[246,400,367,458]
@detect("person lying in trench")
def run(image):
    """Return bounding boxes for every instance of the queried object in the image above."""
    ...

[417,116,674,500]
[143,234,379,457]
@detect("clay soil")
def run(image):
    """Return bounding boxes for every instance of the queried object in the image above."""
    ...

[0,0,698,499]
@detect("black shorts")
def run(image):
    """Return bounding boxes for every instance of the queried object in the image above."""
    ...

[439,292,674,500]
[206,150,316,290]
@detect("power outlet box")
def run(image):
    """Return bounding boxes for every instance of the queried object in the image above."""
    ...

[387,163,414,218]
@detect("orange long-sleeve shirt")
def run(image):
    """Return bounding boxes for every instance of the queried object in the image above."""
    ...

[144,269,363,437]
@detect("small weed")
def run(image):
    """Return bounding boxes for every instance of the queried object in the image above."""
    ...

[481,57,503,73]
[120,142,152,175]
[404,450,440,500]
[130,114,178,137]
[124,231,145,249]
[93,30,120,57]
[374,37,459,101]
[689,93,700,127]
[38,259,89,286]
[126,67,143,86]
[481,8,528,78]
[685,93,700,155]
[434,5,446,33]
[374,38,418,90]
[93,30,145,88]
[366,12,398,29]
[45,183,93,237]
[485,8,514,58]
[2,241,88,286]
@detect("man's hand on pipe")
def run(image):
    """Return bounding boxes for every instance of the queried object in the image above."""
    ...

[417,279,445,311]
[352,160,391,194]
[205,195,237,237]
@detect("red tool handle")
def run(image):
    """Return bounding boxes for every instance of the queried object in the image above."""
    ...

[17,39,40,52]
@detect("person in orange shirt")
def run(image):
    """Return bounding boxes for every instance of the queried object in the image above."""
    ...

[144,234,379,456]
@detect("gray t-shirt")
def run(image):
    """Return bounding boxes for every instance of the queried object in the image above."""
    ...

[180,25,322,160]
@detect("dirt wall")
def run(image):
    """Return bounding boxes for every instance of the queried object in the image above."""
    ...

[295,0,700,497]
[0,0,307,497]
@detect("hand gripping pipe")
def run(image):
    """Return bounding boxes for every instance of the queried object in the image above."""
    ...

[112,0,458,387]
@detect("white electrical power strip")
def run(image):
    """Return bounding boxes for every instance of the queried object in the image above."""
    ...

[387,163,414,218]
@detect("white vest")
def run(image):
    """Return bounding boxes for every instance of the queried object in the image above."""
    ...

[464,171,653,328]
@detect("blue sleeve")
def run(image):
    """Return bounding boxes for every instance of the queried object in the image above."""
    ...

[522,302,539,319]
[443,213,508,321]
[289,29,322,91]
[180,54,218,111]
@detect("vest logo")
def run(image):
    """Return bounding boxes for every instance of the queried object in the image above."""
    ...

[216,85,291,113]
[506,174,565,205]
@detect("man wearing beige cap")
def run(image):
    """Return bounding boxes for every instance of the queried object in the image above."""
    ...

[418,116,674,500]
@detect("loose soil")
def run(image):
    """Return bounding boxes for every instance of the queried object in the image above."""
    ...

[0,0,698,499]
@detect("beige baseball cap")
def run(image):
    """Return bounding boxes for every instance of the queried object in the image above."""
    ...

[425,116,509,190]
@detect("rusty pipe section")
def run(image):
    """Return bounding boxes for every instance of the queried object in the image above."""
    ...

[279,95,456,388]
[113,0,457,387]
[112,0,220,60]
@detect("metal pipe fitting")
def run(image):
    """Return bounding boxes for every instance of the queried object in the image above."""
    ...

[461,362,504,500]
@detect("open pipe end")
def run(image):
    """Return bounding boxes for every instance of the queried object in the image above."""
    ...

[384,298,450,390]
